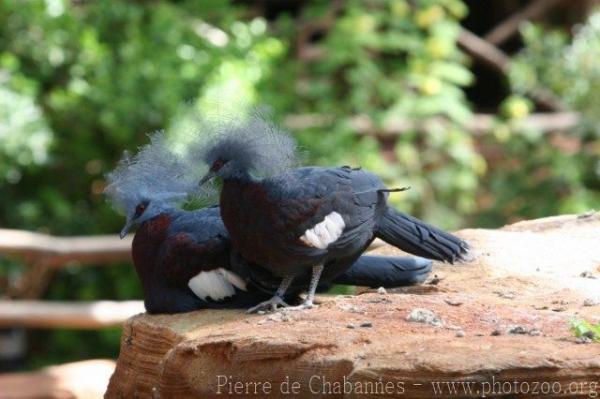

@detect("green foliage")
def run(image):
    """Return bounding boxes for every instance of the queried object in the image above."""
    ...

[570,319,600,343]
[0,0,279,233]
[500,96,532,120]
[27,328,122,370]
[510,15,600,129]
[485,12,600,226]
[475,131,597,226]
[261,0,481,226]
[0,0,281,368]
[0,82,52,183]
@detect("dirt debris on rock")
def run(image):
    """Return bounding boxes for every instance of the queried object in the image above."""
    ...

[406,308,443,327]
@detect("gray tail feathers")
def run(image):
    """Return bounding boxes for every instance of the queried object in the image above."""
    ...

[333,255,432,287]
[376,208,469,263]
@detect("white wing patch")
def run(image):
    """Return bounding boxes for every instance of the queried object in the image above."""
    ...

[300,211,346,249]
[219,268,247,291]
[188,268,247,301]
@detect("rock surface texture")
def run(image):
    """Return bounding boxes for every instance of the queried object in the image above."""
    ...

[106,214,600,398]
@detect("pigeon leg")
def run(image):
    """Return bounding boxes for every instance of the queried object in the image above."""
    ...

[246,275,294,314]
[287,263,324,311]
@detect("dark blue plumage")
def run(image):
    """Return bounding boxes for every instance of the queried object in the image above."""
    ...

[196,115,469,312]
[331,255,432,288]
[129,205,432,313]
[105,127,435,314]
[219,166,385,277]
[128,205,249,312]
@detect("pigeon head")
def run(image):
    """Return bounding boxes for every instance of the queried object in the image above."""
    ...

[105,132,210,238]
[117,197,164,239]
[195,111,299,186]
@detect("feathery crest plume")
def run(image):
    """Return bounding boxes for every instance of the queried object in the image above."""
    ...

[188,108,300,178]
[105,132,215,214]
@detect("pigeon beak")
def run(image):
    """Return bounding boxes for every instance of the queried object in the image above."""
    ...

[119,218,133,239]
[198,171,216,187]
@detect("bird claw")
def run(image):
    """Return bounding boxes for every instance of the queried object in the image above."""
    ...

[247,296,289,314]
[283,300,317,312]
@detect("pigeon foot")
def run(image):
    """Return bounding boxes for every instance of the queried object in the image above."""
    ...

[247,296,289,313]
[284,300,318,312]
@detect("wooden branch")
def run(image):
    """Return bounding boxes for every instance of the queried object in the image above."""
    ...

[484,0,563,45]
[0,300,145,329]
[0,229,132,268]
[285,112,580,135]
[0,360,115,399]
[507,111,580,132]
[458,28,565,111]
[458,28,511,73]
[295,28,568,111]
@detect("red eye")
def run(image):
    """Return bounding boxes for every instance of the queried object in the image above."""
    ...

[135,203,146,216]
[211,159,225,171]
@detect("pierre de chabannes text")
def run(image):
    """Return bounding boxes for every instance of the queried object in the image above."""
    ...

[216,375,599,397]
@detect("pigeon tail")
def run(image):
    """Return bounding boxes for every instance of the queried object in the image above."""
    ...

[332,255,432,287]
[376,208,469,264]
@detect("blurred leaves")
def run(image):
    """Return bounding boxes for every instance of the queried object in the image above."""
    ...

[260,0,478,224]
[486,11,600,226]
[0,84,53,181]
[0,0,282,367]
[510,14,600,130]
[570,319,600,343]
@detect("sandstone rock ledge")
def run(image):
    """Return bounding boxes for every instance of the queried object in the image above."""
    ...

[106,214,600,398]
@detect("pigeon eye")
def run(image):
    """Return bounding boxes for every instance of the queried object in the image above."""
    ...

[211,159,226,171]
[134,203,147,217]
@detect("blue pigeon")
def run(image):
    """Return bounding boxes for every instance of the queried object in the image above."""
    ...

[195,112,469,312]
[105,132,432,313]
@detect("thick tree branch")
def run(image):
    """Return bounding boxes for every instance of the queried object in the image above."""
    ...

[484,0,564,45]
[0,300,144,329]
[457,28,565,111]
[0,229,132,269]
[458,28,511,73]
[285,112,580,136]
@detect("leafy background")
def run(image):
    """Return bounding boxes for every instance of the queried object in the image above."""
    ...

[0,0,598,368]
